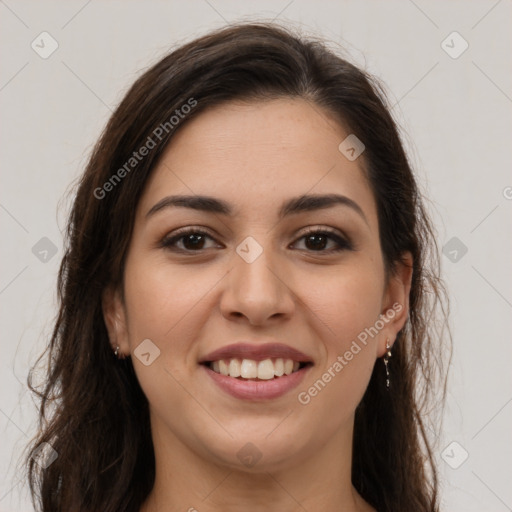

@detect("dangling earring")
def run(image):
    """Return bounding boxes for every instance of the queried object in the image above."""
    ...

[114,345,127,360]
[383,338,392,390]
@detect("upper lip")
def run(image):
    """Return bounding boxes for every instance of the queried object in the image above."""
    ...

[199,342,314,364]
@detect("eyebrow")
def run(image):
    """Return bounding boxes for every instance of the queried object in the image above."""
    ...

[146,193,368,224]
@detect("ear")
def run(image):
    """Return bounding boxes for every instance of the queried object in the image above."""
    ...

[102,285,130,357]
[377,251,413,357]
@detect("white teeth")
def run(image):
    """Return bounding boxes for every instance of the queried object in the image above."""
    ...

[218,359,229,376]
[240,359,258,378]
[228,358,241,377]
[274,358,284,376]
[209,357,305,379]
[257,359,275,380]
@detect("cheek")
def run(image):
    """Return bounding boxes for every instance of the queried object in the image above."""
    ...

[122,257,209,342]
[121,256,230,382]
[121,259,209,424]
[301,260,384,347]
[294,259,382,418]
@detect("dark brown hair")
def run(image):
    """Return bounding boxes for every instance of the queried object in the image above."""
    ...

[24,21,451,512]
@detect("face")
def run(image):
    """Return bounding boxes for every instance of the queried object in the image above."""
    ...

[103,98,411,472]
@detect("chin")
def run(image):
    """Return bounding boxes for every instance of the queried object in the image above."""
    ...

[201,426,311,473]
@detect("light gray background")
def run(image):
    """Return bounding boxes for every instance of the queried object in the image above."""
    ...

[1,1,511,511]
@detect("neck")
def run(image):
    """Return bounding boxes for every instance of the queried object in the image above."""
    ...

[140,414,375,512]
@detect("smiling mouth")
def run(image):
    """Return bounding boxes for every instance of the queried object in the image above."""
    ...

[201,358,312,381]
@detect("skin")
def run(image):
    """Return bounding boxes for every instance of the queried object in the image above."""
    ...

[103,97,412,512]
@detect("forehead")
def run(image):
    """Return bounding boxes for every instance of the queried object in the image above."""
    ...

[138,98,377,225]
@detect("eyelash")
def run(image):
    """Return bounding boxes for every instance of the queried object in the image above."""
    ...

[160,227,354,254]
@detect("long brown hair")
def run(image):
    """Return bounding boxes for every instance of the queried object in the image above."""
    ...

[24,22,451,512]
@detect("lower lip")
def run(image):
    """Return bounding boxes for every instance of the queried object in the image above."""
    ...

[201,364,312,401]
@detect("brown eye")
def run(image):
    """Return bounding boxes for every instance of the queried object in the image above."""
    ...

[293,229,353,252]
[304,233,329,251]
[161,230,218,252]
[180,233,207,250]
[160,227,353,254]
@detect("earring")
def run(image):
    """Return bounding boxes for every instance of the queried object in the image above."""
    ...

[114,345,128,360]
[383,338,392,390]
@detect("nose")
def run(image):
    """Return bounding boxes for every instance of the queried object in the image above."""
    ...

[219,246,295,326]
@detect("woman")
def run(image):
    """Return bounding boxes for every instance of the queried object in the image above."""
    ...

[25,22,451,512]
